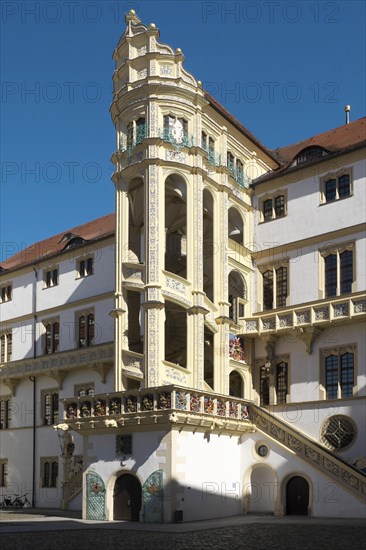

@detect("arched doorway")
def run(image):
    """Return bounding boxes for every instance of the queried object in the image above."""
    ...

[286,476,309,515]
[248,466,276,514]
[114,473,142,521]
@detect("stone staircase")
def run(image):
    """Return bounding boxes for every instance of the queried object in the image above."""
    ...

[61,470,83,511]
[249,404,366,502]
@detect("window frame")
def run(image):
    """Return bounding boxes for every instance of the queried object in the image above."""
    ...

[74,382,95,397]
[41,389,59,426]
[43,319,60,355]
[320,344,357,400]
[76,255,94,279]
[0,283,12,303]
[259,262,289,311]
[126,116,147,149]
[41,457,58,488]
[259,190,287,222]
[0,459,8,486]
[320,243,355,298]
[76,309,95,348]
[43,266,59,289]
[163,113,189,143]
[259,365,270,406]
[320,168,353,204]
[0,397,12,429]
[0,331,12,362]
[276,361,289,404]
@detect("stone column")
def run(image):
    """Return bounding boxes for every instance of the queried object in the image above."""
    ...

[143,162,165,387]
[113,178,129,391]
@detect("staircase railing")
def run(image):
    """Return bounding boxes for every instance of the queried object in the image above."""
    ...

[249,404,366,502]
[62,470,83,510]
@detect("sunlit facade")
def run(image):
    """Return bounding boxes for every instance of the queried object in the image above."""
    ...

[0,11,365,521]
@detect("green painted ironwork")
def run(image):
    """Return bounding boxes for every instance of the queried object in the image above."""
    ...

[86,472,106,520]
[142,469,164,523]
[160,128,195,148]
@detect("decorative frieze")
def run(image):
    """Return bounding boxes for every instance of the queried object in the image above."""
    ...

[0,343,113,380]
[333,302,349,317]
[353,299,366,313]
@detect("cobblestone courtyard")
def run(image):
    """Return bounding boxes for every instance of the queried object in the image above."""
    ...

[1,511,365,550]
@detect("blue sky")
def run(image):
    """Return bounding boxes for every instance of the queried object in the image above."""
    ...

[1,0,365,262]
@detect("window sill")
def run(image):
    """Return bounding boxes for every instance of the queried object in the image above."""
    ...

[75,274,93,280]
[258,215,287,224]
[319,194,353,206]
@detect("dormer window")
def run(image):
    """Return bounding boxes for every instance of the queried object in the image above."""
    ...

[294,146,328,166]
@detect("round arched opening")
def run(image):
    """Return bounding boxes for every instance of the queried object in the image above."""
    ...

[113,473,142,521]
[286,476,309,516]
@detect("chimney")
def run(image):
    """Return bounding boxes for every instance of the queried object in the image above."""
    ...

[344,105,351,124]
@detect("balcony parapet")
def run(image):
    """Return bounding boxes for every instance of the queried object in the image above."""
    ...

[0,342,114,386]
[241,292,366,336]
[62,385,253,435]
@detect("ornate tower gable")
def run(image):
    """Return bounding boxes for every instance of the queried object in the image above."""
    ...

[111,10,199,107]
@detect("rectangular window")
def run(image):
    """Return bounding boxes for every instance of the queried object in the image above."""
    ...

[41,457,58,488]
[75,383,95,397]
[325,352,354,399]
[116,435,132,456]
[227,152,234,171]
[43,391,59,425]
[276,266,288,308]
[0,333,12,362]
[338,174,350,198]
[208,137,215,158]
[274,195,285,217]
[136,117,146,144]
[263,199,273,220]
[45,322,59,354]
[325,179,336,202]
[260,366,270,406]
[323,173,351,203]
[78,313,95,348]
[127,121,134,148]
[324,249,353,298]
[201,131,207,150]
[78,257,94,278]
[325,253,337,297]
[0,398,12,429]
[263,270,274,310]
[276,362,288,404]
[0,284,12,303]
[44,268,58,288]
[340,250,353,294]
[0,459,8,487]
[262,265,288,310]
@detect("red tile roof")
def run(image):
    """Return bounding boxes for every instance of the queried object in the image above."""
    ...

[273,117,366,164]
[1,213,115,273]
[253,117,366,185]
[204,92,280,167]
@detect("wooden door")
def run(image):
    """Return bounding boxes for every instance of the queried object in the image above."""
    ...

[286,476,309,515]
[114,474,142,521]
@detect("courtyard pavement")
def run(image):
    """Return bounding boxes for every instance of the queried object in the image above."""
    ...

[0,509,365,549]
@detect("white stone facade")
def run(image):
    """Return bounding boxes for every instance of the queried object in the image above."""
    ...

[0,11,365,520]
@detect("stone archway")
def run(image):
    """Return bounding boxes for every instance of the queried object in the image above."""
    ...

[113,473,142,521]
[248,465,277,514]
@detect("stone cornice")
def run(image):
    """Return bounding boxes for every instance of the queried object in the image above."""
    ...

[0,342,114,380]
